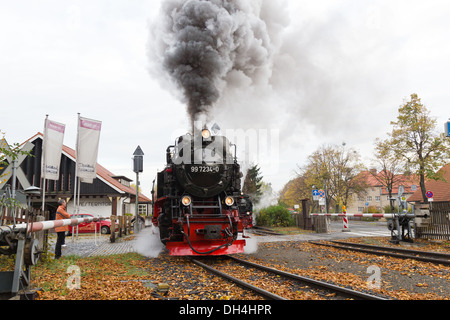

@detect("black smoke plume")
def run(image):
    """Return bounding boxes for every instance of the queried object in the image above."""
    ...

[149,0,274,126]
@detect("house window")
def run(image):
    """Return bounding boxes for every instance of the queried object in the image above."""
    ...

[358,207,364,213]
[375,196,381,202]
[138,204,147,216]
[358,196,365,202]
[411,185,417,191]
[367,196,372,202]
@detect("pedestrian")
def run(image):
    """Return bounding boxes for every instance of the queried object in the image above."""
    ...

[55,198,70,259]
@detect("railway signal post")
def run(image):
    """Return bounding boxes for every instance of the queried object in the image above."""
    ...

[133,146,144,234]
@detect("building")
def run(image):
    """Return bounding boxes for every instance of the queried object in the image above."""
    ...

[347,170,419,213]
[0,133,151,219]
[408,163,450,203]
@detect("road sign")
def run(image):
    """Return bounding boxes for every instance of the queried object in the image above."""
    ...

[426,191,434,199]
[445,121,450,137]
[312,189,319,201]
[318,190,325,198]
[398,185,404,196]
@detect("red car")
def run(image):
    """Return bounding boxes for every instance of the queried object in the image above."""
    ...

[68,214,111,235]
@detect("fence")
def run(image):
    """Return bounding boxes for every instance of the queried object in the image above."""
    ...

[416,202,450,240]
[1,206,49,226]
[109,215,132,243]
[1,207,49,257]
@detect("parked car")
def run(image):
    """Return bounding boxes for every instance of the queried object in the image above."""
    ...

[68,214,111,235]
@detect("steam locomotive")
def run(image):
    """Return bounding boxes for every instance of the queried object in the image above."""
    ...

[152,127,253,256]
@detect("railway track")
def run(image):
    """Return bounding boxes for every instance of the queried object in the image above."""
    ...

[309,240,450,266]
[250,226,284,236]
[190,256,387,300]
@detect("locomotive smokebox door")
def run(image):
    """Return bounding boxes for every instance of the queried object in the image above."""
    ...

[204,225,222,240]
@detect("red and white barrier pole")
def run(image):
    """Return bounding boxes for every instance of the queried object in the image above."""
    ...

[0,217,102,235]
[310,213,415,218]
[342,206,350,232]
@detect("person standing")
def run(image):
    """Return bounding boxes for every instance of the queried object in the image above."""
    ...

[55,198,70,259]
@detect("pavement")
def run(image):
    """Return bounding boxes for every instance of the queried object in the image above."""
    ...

[49,220,392,258]
[49,233,136,258]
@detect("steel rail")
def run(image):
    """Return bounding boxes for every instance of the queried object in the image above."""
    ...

[189,258,288,300]
[227,255,388,301]
[310,241,450,266]
[331,240,450,260]
[251,226,285,236]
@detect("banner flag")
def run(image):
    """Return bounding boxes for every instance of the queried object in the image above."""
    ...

[42,117,65,180]
[76,116,102,183]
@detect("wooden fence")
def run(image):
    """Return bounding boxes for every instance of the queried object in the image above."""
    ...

[416,202,450,240]
[0,206,48,226]
[109,215,132,243]
[1,207,49,254]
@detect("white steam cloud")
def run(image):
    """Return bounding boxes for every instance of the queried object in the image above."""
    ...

[133,225,164,258]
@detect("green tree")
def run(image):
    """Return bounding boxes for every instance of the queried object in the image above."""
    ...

[389,94,450,202]
[242,164,263,205]
[0,131,34,207]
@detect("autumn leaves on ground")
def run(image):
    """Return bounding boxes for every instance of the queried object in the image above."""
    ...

[29,253,261,300]
[2,236,448,300]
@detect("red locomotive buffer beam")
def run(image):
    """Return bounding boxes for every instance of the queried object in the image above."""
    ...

[166,239,246,256]
[166,218,246,256]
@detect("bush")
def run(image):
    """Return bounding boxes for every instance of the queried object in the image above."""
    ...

[256,205,294,227]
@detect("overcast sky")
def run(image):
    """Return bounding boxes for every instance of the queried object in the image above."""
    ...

[1,0,449,196]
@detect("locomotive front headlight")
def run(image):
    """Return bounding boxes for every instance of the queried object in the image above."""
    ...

[201,129,211,139]
[225,196,234,206]
[182,196,192,206]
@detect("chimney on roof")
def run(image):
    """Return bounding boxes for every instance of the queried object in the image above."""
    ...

[370,168,377,175]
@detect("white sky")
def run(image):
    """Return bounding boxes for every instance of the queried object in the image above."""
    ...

[1,0,449,196]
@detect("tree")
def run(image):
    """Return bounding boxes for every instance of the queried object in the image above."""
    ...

[389,94,450,202]
[300,143,365,212]
[242,164,263,205]
[371,138,405,211]
[0,131,34,207]
[278,175,309,208]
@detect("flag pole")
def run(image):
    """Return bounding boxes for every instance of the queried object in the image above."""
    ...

[73,113,81,242]
[41,115,48,214]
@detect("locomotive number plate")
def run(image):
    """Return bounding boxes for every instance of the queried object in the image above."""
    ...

[190,165,220,173]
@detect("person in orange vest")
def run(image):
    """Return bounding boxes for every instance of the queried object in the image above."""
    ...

[55,198,70,259]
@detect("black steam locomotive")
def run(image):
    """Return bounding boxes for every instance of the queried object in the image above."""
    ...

[152,127,252,256]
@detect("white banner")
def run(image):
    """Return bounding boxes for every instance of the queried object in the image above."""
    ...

[42,118,65,180]
[76,116,102,183]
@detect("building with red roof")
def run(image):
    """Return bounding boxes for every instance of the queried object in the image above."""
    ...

[347,169,419,213]
[407,163,450,203]
[0,132,151,219]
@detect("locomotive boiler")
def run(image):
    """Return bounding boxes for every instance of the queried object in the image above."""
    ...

[152,127,252,256]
